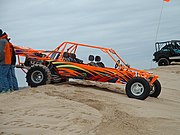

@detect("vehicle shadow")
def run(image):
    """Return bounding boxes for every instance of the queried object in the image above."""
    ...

[54,80,126,95]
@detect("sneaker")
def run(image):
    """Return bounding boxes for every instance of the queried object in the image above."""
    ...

[0,90,6,93]
[0,89,11,93]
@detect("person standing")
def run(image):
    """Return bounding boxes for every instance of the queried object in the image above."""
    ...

[9,42,19,91]
[0,29,18,92]
[0,29,12,92]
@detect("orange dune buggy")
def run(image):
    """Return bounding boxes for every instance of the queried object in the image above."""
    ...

[14,42,161,100]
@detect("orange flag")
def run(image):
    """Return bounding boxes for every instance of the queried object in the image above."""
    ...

[164,0,170,2]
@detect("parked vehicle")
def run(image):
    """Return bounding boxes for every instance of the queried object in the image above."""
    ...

[153,40,180,66]
[14,42,161,100]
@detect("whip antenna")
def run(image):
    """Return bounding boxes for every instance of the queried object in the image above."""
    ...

[155,0,170,43]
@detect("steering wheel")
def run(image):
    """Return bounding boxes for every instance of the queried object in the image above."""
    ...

[115,60,120,69]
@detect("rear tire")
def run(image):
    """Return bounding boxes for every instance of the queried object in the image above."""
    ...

[158,58,169,66]
[26,64,51,87]
[126,77,150,100]
[149,80,161,98]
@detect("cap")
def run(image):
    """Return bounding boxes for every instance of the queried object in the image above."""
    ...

[0,29,3,36]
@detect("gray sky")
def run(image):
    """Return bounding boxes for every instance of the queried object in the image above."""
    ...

[0,0,180,86]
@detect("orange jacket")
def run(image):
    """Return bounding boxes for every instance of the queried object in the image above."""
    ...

[0,34,12,65]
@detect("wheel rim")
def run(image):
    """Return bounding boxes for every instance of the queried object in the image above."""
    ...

[131,82,144,96]
[31,70,44,84]
[160,59,168,65]
[150,84,155,95]
[161,61,166,65]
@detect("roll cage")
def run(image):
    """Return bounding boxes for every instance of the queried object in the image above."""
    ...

[155,40,180,52]
[14,42,129,70]
[47,41,128,67]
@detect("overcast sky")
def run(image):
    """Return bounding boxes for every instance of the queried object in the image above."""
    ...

[0,0,180,86]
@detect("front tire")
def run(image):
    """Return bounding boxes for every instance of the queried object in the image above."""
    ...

[149,80,161,98]
[26,64,51,87]
[126,77,150,100]
[158,58,169,66]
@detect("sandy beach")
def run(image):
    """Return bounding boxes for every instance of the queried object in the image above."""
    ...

[0,65,180,135]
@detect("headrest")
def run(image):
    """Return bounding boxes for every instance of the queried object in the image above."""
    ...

[89,55,94,61]
[95,56,101,62]
[63,52,69,58]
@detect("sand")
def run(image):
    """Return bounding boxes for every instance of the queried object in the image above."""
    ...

[0,65,180,135]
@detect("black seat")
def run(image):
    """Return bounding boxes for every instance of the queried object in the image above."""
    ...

[63,52,70,61]
[69,53,77,62]
[88,55,96,66]
[76,57,83,64]
[95,56,105,67]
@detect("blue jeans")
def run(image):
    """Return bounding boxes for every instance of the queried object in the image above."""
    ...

[8,65,19,90]
[0,65,11,92]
